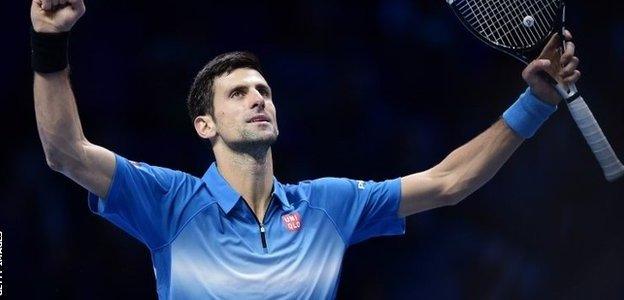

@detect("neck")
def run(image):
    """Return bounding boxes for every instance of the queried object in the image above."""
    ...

[214,145,274,223]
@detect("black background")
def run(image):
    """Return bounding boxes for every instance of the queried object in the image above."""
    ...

[2,0,624,298]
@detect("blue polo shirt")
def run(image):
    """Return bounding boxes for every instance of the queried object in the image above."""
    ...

[88,154,406,299]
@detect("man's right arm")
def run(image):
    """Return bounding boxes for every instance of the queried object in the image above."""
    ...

[32,0,115,198]
[34,70,115,198]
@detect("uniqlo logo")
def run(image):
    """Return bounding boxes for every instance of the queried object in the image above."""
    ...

[281,212,302,232]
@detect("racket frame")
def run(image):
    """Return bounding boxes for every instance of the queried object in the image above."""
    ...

[445,0,564,66]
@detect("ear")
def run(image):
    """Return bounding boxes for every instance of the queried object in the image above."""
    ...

[194,115,217,140]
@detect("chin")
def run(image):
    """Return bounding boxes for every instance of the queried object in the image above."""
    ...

[227,131,278,153]
[246,126,278,141]
[254,134,278,146]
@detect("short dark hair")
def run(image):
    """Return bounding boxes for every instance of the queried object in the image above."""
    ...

[186,51,264,122]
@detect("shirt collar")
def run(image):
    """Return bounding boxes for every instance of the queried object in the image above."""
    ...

[201,162,292,214]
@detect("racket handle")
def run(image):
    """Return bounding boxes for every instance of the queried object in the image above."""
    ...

[565,96,624,182]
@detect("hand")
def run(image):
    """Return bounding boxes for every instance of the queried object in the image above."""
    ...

[521,30,581,105]
[31,0,85,33]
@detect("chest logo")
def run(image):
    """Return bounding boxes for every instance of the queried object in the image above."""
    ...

[357,180,366,189]
[281,212,302,232]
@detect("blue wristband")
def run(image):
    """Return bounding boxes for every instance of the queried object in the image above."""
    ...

[502,88,557,139]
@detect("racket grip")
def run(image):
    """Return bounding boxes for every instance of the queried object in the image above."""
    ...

[566,96,624,182]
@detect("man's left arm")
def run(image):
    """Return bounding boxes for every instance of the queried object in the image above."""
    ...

[398,31,581,217]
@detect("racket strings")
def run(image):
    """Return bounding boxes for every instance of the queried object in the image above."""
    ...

[461,0,537,45]
[455,0,559,49]
[467,0,549,45]
[515,0,557,42]
[484,0,554,46]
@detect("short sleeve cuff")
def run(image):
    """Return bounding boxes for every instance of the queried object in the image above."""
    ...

[376,177,406,236]
[87,153,122,215]
[348,177,406,245]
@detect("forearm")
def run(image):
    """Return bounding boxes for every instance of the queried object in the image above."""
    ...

[431,119,523,203]
[399,31,579,217]
[34,68,89,171]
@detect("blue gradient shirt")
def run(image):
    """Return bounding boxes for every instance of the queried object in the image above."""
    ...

[88,154,406,299]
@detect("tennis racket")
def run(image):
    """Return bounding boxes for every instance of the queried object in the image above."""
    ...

[445,0,624,182]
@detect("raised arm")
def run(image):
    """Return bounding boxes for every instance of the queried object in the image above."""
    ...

[32,0,115,198]
[398,31,581,217]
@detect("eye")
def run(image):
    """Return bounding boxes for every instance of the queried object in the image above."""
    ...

[258,87,271,97]
[230,89,245,99]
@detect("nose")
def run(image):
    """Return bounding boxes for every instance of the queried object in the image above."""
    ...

[249,89,265,110]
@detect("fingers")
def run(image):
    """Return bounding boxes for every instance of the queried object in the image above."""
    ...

[32,0,43,10]
[40,0,59,10]
[560,30,575,66]
[63,0,86,15]
[522,59,551,84]
[530,30,581,86]
[559,38,580,80]
[562,70,581,85]
[560,56,579,77]
[67,0,86,12]
[41,0,51,10]
[541,33,561,55]
[561,41,575,64]
[540,30,574,61]
[39,0,74,11]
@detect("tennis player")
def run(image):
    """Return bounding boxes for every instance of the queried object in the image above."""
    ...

[31,0,580,298]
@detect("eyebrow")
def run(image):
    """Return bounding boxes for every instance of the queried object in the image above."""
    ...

[226,85,248,96]
[225,83,272,96]
[256,83,272,94]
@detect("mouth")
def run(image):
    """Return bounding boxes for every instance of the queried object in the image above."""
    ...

[247,115,271,123]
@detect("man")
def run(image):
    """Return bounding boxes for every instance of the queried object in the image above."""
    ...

[31,0,580,299]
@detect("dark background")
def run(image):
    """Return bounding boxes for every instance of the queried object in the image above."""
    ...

[3,0,624,298]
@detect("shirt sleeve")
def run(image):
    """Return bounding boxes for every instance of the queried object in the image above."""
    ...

[308,177,405,246]
[87,153,198,250]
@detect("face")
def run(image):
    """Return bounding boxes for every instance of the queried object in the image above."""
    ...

[205,68,279,152]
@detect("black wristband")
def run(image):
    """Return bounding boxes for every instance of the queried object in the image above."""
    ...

[30,28,70,73]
